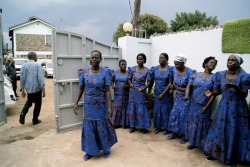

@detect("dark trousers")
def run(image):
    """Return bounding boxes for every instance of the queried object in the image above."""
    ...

[21,90,42,122]
[10,77,17,96]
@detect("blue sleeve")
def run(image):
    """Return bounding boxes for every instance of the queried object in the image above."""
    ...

[186,68,196,85]
[147,66,155,81]
[188,71,196,86]
[169,66,175,83]
[214,72,221,91]
[128,66,133,80]
[146,67,151,81]
[78,69,85,86]
[105,68,112,86]
[241,72,250,91]
[111,70,116,82]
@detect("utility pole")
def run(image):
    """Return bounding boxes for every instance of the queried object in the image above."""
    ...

[132,0,141,37]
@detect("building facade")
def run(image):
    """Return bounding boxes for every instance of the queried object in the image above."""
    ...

[9,16,57,59]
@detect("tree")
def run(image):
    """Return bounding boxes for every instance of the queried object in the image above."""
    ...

[139,13,169,38]
[113,13,169,45]
[170,10,219,32]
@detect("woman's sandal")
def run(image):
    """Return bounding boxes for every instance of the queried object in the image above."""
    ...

[83,154,92,161]
[167,133,178,140]
[103,152,110,159]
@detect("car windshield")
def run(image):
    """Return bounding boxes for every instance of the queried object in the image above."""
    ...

[15,60,28,65]
[47,63,53,68]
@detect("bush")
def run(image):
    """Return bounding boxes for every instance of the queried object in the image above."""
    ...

[222,17,250,53]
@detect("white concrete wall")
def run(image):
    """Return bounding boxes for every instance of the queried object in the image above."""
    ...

[118,36,152,68]
[118,27,250,104]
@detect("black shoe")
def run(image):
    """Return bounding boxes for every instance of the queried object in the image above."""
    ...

[19,113,25,124]
[206,155,216,161]
[129,127,136,133]
[187,145,198,150]
[226,162,237,167]
[140,128,147,134]
[33,120,41,125]
[203,152,210,156]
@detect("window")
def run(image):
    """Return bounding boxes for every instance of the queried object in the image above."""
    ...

[45,35,52,45]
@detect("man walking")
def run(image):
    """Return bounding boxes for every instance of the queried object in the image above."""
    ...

[19,52,45,125]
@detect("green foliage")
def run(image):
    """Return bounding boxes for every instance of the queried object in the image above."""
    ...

[112,23,126,46]
[138,13,169,38]
[112,13,169,46]
[170,10,219,32]
[222,17,250,53]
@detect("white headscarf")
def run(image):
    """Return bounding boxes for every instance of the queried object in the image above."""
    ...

[174,53,187,63]
[231,54,244,65]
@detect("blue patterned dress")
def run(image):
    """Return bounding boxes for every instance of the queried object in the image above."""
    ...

[185,72,215,148]
[149,65,174,130]
[126,66,152,128]
[204,70,249,164]
[110,69,130,127]
[78,67,118,156]
[168,67,194,134]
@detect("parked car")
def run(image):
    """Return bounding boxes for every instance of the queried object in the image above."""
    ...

[13,58,28,78]
[41,62,53,78]
[4,77,16,108]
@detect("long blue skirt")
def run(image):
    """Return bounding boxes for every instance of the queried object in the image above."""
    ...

[126,103,151,128]
[81,118,118,155]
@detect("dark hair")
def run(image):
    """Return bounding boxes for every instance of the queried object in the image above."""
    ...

[160,53,169,61]
[202,56,217,68]
[91,50,102,59]
[119,59,127,65]
[137,53,147,63]
[27,52,37,60]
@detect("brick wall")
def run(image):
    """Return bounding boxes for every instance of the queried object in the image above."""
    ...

[16,34,52,51]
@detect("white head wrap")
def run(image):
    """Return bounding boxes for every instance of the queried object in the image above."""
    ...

[174,53,187,63]
[231,54,244,65]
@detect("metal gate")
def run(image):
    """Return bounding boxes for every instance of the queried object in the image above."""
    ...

[53,30,121,132]
[0,11,7,126]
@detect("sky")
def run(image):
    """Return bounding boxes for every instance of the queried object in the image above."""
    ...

[1,0,250,48]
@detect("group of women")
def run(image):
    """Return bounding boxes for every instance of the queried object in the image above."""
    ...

[73,50,250,166]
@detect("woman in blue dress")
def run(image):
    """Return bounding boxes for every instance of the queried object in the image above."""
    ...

[148,53,174,135]
[167,54,195,144]
[110,59,130,128]
[73,50,118,161]
[184,57,217,150]
[204,54,249,166]
[127,53,152,134]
